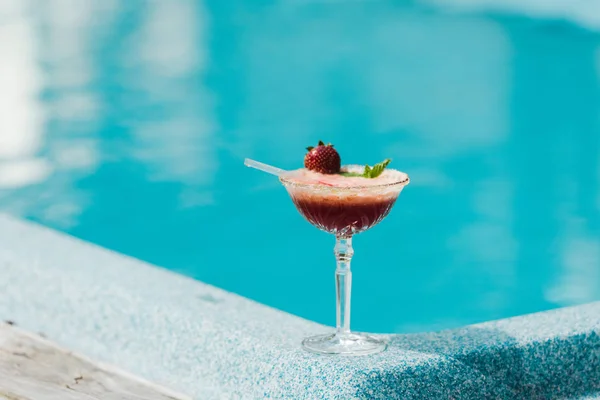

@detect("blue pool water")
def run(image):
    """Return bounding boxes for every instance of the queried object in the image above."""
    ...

[2,0,600,334]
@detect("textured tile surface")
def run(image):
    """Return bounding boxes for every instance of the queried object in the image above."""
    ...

[0,214,599,399]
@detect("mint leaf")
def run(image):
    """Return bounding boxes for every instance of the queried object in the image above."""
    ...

[363,159,391,178]
[362,165,372,178]
[340,172,364,177]
[370,159,391,178]
[339,159,392,178]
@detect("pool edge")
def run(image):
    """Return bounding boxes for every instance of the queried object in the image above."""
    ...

[0,213,598,399]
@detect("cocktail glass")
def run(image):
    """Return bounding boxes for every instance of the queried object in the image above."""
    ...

[280,165,409,356]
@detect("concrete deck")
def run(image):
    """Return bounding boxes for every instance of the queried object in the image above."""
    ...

[0,214,599,399]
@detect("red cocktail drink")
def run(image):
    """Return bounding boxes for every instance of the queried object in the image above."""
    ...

[291,194,397,236]
[282,165,407,237]
[247,145,410,356]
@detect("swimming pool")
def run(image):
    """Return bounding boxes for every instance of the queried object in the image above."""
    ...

[2,0,600,335]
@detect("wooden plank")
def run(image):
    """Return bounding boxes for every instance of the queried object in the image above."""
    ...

[0,323,190,400]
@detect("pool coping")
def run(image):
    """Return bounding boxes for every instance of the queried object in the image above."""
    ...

[0,213,599,399]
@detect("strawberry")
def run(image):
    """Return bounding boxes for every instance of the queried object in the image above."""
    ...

[304,141,341,174]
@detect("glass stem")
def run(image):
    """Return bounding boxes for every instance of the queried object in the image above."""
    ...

[334,236,353,336]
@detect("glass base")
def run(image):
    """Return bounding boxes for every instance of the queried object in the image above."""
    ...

[301,332,387,356]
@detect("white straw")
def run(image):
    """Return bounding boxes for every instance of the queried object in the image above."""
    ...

[244,158,287,177]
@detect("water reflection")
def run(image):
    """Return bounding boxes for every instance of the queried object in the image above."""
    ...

[1,0,600,333]
[0,2,49,188]
[0,0,101,228]
[546,227,600,305]
[508,20,600,318]
[122,0,216,207]
[425,0,600,31]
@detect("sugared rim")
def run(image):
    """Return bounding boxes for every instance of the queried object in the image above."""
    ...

[279,166,410,189]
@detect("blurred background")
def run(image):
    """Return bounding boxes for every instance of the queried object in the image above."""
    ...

[1,0,600,334]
